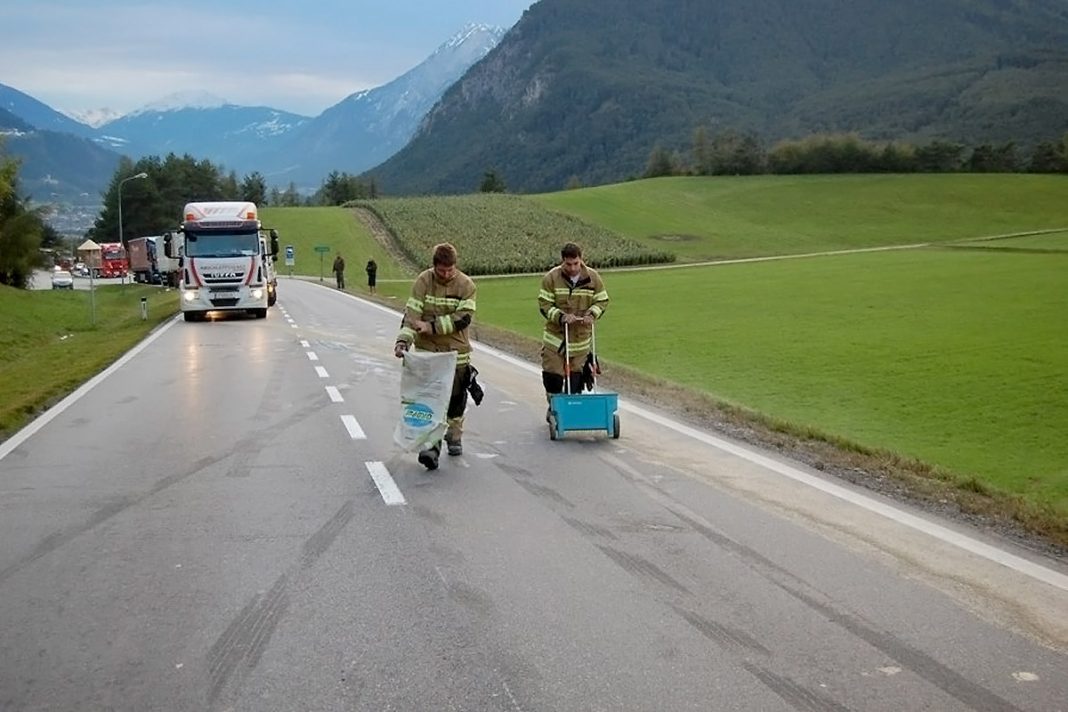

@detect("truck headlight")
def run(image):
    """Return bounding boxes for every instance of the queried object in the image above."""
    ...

[182,290,198,302]
[251,288,264,299]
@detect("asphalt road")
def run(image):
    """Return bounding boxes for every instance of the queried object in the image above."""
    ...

[1,277,1066,711]
[30,268,128,291]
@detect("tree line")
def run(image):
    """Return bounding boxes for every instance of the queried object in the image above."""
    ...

[644,130,1068,179]
[0,140,61,288]
[87,155,380,246]
[0,147,380,289]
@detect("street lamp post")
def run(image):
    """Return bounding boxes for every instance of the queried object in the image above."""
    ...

[118,172,148,284]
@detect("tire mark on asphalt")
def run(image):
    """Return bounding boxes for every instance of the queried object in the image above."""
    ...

[672,605,770,656]
[512,478,574,508]
[300,501,354,568]
[560,515,619,540]
[0,455,219,585]
[1,394,326,586]
[208,499,358,704]
[208,575,290,704]
[596,545,690,595]
[741,662,852,712]
[669,507,1028,712]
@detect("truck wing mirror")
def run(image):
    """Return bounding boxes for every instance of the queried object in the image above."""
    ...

[163,233,173,258]
[269,229,280,257]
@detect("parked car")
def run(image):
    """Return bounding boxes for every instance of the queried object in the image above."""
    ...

[51,270,74,290]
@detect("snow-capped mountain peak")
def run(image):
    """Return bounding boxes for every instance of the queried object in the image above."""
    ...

[136,90,228,114]
[436,23,505,55]
[63,107,123,128]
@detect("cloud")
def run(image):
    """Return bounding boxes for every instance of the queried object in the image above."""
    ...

[0,0,534,115]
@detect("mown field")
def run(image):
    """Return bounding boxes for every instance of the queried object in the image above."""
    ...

[0,284,178,436]
[461,247,1068,518]
[531,174,1068,261]
[349,194,674,275]
[365,174,1068,526]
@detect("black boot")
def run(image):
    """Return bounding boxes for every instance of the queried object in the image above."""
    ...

[418,444,440,470]
[444,435,462,456]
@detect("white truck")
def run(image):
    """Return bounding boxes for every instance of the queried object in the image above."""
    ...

[167,201,279,321]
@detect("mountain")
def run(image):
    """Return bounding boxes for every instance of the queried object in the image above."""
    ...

[0,83,98,140]
[1,109,121,201]
[366,0,1068,195]
[255,24,506,187]
[64,107,124,128]
[97,92,310,172]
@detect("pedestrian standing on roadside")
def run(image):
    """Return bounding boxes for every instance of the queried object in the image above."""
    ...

[332,253,346,289]
[366,258,378,294]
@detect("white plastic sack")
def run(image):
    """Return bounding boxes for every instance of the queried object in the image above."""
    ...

[393,350,457,452]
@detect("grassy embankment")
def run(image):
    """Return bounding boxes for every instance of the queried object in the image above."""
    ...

[368,174,1068,542]
[531,173,1068,260]
[0,284,178,437]
[260,206,413,284]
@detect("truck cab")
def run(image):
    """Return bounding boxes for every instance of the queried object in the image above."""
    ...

[172,202,280,321]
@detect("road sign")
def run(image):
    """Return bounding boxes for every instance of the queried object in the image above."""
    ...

[284,245,295,267]
[313,245,330,253]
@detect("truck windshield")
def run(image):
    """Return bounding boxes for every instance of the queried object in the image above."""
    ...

[184,231,260,258]
[103,248,124,260]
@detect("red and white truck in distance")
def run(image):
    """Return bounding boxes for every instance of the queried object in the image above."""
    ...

[166,201,279,321]
[91,242,129,278]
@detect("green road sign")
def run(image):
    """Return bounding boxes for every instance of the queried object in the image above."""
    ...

[313,245,330,253]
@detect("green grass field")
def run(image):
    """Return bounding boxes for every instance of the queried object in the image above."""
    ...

[462,248,1068,516]
[261,206,411,284]
[531,174,1068,262]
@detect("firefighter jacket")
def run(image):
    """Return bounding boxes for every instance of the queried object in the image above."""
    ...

[397,268,477,367]
[539,262,609,356]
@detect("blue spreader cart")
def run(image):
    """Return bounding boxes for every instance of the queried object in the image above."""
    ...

[547,323,620,440]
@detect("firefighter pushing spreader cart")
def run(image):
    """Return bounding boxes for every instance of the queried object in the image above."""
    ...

[547,322,619,440]
[538,241,617,440]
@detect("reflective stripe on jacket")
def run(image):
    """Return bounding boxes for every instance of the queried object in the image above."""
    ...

[397,268,476,366]
[538,263,609,354]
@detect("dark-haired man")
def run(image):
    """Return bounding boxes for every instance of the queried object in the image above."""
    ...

[394,243,478,469]
[538,242,609,417]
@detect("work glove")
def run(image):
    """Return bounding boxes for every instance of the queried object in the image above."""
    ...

[581,353,596,392]
[467,366,484,406]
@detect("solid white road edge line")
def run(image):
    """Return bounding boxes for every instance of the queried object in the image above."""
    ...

[468,340,1068,593]
[284,295,1068,590]
[0,317,179,462]
[365,461,405,505]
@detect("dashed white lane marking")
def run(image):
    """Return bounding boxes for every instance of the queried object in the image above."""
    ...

[290,323,298,328]
[340,415,366,440]
[300,340,310,348]
[326,386,343,403]
[365,461,405,505]
[315,366,329,378]
[306,351,319,361]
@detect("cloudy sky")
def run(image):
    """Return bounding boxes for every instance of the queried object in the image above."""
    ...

[0,0,536,117]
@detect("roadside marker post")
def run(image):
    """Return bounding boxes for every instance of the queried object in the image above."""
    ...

[314,245,330,282]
